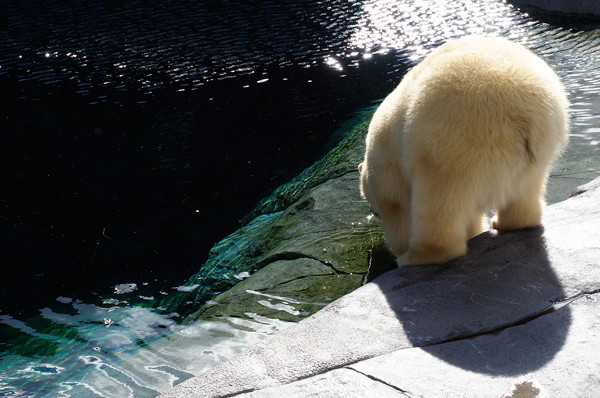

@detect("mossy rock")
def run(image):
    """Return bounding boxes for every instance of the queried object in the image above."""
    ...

[159,109,394,322]
[189,258,364,323]
[186,172,391,323]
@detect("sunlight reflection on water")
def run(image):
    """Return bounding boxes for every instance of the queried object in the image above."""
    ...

[1,295,290,397]
[345,0,600,201]
[350,0,518,56]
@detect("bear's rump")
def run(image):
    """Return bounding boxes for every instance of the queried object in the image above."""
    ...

[404,56,563,184]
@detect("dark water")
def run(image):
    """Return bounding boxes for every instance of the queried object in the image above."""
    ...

[0,0,401,317]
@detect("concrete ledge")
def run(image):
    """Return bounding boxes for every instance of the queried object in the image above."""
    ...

[160,177,600,397]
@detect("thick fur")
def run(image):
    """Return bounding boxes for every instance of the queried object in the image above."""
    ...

[359,36,569,266]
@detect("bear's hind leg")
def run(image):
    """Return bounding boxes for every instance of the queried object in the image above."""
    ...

[492,177,546,232]
[397,215,468,266]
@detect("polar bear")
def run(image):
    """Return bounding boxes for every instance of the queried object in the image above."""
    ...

[359,36,569,266]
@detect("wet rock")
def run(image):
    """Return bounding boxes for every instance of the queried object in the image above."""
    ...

[159,176,600,397]
[192,258,362,322]
[185,172,382,323]
[158,111,387,320]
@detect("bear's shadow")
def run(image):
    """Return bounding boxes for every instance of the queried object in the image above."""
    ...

[368,226,571,376]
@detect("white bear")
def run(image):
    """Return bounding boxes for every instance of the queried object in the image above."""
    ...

[359,36,569,266]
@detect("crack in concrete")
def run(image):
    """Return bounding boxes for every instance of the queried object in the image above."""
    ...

[563,288,600,304]
[345,367,421,397]
[420,288,600,349]
[224,366,418,398]
[226,388,256,398]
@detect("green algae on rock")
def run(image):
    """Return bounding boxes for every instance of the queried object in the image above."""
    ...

[158,109,391,322]
[186,172,387,323]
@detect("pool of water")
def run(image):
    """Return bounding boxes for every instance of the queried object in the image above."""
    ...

[1,0,600,396]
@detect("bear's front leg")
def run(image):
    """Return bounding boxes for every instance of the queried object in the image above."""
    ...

[397,236,467,266]
[397,178,470,266]
[379,200,411,256]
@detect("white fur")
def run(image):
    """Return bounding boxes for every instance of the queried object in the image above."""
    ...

[359,36,569,266]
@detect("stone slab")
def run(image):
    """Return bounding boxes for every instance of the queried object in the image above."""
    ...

[240,368,408,398]
[184,171,383,324]
[348,296,600,398]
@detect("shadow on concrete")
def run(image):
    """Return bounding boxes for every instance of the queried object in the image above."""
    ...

[369,226,571,376]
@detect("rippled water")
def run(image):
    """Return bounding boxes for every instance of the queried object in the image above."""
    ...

[1,0,599,396]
